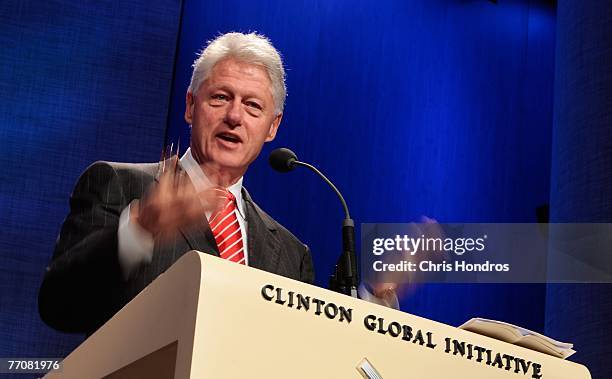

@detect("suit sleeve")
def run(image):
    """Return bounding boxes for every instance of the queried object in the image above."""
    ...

[38,162,128,334]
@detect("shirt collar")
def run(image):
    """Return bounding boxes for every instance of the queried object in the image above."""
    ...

[180,148,245,218]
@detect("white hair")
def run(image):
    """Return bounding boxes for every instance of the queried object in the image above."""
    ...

[188,32,287,115]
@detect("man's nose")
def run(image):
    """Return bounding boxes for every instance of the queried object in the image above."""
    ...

[224,99,243,128]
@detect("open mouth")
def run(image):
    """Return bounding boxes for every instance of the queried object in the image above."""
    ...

[216,132,242,144]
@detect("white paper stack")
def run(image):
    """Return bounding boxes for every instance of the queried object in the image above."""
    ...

[459,318,575,359]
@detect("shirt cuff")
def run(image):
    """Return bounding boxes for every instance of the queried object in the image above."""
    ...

[358,283,400,310]
[118,201,154,279]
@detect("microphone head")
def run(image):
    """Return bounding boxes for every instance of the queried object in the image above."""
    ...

[269,148,298,173]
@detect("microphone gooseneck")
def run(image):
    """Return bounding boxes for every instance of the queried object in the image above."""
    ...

[292,161,351,220]
[268,148,358,298]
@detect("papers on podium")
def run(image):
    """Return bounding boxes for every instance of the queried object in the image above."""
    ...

[459,318,576,359]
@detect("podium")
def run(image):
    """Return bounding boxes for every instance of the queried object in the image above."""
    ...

[45,251,591,378]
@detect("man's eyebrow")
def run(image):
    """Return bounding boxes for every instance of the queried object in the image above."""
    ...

[208,84,269,103]
[245,89,273,103]
[208,84,232,93]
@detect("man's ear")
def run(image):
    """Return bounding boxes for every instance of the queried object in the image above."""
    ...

[265,113,283,142]
[184,91,194,125]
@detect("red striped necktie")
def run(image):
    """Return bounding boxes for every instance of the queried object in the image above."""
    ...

[208,189,245,265]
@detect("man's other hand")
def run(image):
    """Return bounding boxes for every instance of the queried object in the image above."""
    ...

[366,216,443,304]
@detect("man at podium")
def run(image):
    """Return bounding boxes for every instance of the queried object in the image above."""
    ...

[39,32,396,336]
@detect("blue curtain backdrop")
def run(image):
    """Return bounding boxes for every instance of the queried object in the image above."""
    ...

[166,0,555,332]
[545,1,612,377]
[0,0,181,367]
[10,0,612,374]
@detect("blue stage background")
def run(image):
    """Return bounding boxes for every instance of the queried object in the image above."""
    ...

[6,0,609,375]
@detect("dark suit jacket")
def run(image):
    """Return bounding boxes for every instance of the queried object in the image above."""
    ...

[39,161,314,335]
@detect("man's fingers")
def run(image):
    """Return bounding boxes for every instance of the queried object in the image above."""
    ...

[181,198,208,224]
[139,168,234,238]
[157,155,180,189]
[158,182,208,231]
[371,282,398,298]
[199,186,227,213]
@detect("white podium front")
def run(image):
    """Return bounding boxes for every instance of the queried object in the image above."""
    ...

[45,251,591,378]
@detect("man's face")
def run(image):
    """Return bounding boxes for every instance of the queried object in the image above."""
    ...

[185,58,282,179]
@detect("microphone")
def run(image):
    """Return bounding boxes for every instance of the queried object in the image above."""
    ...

[269,147,297,173]
[269,148,358,297]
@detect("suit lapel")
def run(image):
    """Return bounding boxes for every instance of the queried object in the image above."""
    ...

[243,188,282,273]
[179,219,220,256]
